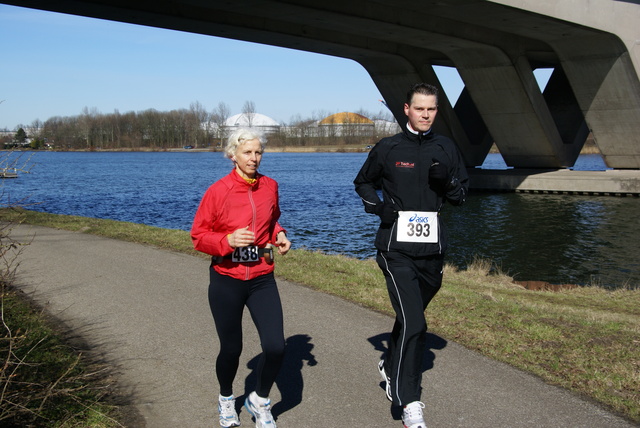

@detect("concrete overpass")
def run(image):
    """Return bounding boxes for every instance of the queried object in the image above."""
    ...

[4,0,640,170]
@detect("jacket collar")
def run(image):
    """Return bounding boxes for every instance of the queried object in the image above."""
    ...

[230,169,261,187]
[403,123,434,143]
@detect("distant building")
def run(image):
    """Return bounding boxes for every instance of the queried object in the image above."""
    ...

[313,112,375,137]
[373,119,401,134]
[201,112,282,145]
[297,112,398,138]
[319,112,373,125]
[224,113,281,135]
[202,111,399,142]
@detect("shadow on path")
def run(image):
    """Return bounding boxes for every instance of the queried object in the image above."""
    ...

[368,331,448,419]
[243,334,317,420]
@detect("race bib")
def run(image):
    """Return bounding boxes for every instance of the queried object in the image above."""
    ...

[396,211,438,243]
[231,245,260,263]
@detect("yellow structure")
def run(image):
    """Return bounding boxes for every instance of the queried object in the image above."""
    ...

[318,112,373,125]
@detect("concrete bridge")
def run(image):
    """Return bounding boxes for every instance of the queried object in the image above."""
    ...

[5,0,640,173]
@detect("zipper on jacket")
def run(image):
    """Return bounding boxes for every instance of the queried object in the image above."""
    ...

[246,186,257,280]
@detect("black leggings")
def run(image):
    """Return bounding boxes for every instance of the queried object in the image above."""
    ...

[208,269,285,398]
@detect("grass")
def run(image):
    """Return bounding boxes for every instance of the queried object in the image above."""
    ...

[1,285,125,427]
[2,208,639,424]
[0,212,126,427]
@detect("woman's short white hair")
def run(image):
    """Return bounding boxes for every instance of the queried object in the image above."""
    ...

[224,128,267,159]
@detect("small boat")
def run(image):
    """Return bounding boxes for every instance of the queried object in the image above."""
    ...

[0,168,18,178]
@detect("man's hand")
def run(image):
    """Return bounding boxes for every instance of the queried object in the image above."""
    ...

[429,158,449,186]
[375,202,398,224]
[430,158,459,192]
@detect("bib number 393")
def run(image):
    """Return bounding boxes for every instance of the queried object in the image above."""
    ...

[396,211,438,243]
[231,245,260,263]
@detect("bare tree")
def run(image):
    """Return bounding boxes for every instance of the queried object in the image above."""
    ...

[10,101,389,150]
[189,101,208,148]
[211,102,230,147]
[242,100,256,127]
[79,106,99,149]
[29,119,43,140]
[288,114,315,146]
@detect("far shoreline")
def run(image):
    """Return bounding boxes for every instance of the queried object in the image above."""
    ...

[3,143,601,155]
[3,146,373,154]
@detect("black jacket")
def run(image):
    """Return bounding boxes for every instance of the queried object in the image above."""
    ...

[354,126,469,257]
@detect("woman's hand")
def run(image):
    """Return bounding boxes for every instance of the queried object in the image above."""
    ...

[227,226,255,248]
[275,231,291,255]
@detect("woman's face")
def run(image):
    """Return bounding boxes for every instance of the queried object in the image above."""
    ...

[233,138,263,179]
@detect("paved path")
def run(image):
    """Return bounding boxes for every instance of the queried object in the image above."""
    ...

[12,225,637,428]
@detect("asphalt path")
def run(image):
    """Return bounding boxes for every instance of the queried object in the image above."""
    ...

[12,225,637,428]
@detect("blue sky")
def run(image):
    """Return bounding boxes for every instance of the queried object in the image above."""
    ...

[5,4,558,132]
[0,4,471,131]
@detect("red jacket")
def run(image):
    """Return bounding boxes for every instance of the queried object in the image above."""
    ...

[191,169,286,280]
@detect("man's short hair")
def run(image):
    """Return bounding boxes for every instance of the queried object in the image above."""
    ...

[406,83,439,105]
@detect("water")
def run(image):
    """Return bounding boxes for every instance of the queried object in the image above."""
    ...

[2,151,638,288]
[480,152,612,171]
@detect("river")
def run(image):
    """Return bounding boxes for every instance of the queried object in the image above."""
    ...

[2,150,638,289]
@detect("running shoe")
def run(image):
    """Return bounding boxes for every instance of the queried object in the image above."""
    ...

[244,391,276,428]
[402,401,426,428]
[218,395,240,427]
[378,359,392,401]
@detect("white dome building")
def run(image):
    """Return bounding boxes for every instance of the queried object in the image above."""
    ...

[224,113,281,134]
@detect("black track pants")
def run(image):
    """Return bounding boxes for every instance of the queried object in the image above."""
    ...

[208,269,285,398]
[377,250,444,406]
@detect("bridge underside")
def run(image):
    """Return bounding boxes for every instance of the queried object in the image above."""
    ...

[5,0,640,169]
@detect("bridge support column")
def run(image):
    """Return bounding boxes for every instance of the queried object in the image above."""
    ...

[452,87,494,167]
[551,34,640,168]
[452,50,577,168]
[542,67,590,160]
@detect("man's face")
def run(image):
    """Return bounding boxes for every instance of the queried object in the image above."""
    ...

[404,93,438,133]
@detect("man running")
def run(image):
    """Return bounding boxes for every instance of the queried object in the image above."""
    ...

[354,83,469,428]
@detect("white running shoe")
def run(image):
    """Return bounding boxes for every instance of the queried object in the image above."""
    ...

[378,359,392,401]
[244,391,276,428]
[402,401,426,428]
[218,395,240,427]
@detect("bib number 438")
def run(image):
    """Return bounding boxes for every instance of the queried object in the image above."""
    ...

[231,245,260,263]
[396,211,438,243]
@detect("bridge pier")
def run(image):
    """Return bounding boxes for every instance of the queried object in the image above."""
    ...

[453,54,572,168]
[556,40,640,169]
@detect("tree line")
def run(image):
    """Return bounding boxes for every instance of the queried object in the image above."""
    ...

[2,101,396,150]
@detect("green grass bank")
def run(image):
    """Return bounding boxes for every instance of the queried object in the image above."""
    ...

[2,208,639,425]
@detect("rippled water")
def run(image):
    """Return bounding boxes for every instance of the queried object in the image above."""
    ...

[3,151,638,288]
